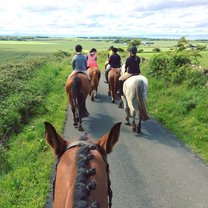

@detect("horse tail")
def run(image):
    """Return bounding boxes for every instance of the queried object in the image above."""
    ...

[112,70,120,93]
[72,76,89,118]
[92,69,98,88]
[136,80,149,121]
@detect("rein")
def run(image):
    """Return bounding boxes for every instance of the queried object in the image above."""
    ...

[53,140,113,208]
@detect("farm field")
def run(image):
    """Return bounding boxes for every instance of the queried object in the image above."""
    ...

[1,38,207,66]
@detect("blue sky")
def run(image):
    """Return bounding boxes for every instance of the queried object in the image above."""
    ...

[0,0,208,38]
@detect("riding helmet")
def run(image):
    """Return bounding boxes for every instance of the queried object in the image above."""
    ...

[75,44,82,52]
[129,46,137,54]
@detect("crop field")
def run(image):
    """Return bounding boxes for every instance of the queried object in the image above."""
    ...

[1,38,207,66]
[0,39,124,64]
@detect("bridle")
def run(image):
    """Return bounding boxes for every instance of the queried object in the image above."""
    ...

[53,140,113,208]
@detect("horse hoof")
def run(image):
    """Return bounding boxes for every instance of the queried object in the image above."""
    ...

[137,130,142,134]
[91,97,94,101]
[125,122,130,125]
[118,104,123,108]
[136,128,142,134]
[111,100,115,103]
[78,126,84,131]
[73,122,78,126]
[132,127,136,132]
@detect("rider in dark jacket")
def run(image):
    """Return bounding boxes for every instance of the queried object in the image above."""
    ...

[105,47,121,83]
[117,46,141,95]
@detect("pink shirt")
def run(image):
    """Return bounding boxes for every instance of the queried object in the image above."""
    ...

[87,54,98,68]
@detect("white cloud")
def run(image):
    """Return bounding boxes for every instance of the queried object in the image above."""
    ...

[0,0,207,39]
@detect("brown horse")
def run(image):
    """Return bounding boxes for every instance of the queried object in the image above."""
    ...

[65,72,90,131]
[44,121,121,208]
[87,67,101,101]
[108,68,121,103]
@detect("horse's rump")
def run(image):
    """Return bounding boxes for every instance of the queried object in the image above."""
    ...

[108,68,121,103]
[66,73,90,118]
[136,79,149,120]
[108,68,120,89]
[87,67,101,88]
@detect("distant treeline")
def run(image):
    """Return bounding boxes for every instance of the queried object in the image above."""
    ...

[0,36,50,41]
[1,35,207,42]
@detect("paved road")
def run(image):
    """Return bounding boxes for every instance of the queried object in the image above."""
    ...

[46,74,208,208]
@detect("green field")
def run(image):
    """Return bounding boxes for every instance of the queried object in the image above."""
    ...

[1,38,207,67]
[0,39,124,64]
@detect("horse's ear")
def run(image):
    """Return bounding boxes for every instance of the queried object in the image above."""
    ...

[98,122,121,154]
[44,122,67,156]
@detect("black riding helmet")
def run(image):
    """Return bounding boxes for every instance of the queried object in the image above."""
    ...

[112,47,118,53]
[75,44,82,52]
[129,46,137,54]
[90,48,97,53]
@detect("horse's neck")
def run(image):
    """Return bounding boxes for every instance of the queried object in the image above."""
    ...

[54,149,109,208]
[54,149,77,208]
[88,150,109,207]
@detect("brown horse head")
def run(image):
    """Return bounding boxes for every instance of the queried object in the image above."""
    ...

[65,72,91,131]
[108,68,121,103]
[87,67,101,101]
[44,121,122,208]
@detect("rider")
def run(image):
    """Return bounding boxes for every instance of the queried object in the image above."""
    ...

[107,46,114,59]
[86,48,98,69]
[69,44,90,80]
[117,46,141,95]
[104,47,121,83]
[104,46,114,82]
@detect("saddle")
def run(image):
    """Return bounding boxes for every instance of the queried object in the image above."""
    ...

[111,67,121,73]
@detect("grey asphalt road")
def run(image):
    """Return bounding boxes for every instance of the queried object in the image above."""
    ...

[46,74,208,208]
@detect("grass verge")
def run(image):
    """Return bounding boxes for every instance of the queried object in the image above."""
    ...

[0,53,71,207]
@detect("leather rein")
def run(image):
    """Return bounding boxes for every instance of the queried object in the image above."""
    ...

[53,140,113,208]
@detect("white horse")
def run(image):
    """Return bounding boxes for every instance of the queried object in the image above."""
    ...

[121,64,149,133]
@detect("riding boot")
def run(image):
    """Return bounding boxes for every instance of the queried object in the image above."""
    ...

[104,71,108,83]
[117,80,123,96]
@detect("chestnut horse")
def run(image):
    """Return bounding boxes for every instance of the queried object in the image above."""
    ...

[44,121,121,208]
[87,67,101,101]
[121,65,149,133]
[108,68,121,103]
[65,73,90,131]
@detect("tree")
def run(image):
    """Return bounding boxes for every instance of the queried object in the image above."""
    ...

[127,39,141,51]
[176,36,189,51]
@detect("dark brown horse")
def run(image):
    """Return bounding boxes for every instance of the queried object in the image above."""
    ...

[87,67,101,101]
[108,68,121,103]
[65,72,90,131]
[44,121,121,208]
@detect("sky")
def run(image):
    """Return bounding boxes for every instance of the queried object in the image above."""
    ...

[0,0,208,39]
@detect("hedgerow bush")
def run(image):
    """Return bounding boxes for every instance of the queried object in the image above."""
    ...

[0,52,70,141]
[147,50,207,87]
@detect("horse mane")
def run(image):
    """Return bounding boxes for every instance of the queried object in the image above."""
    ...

[74,134,100,208]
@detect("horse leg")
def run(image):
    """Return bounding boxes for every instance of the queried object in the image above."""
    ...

[125,108,130,125]
[71,107,78,127]
[108,84,111,97]
[131,113,136,132]
[118,99,123,108]
[136,118,142,133]
[91,90,95,101]
[78,117,84,131]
